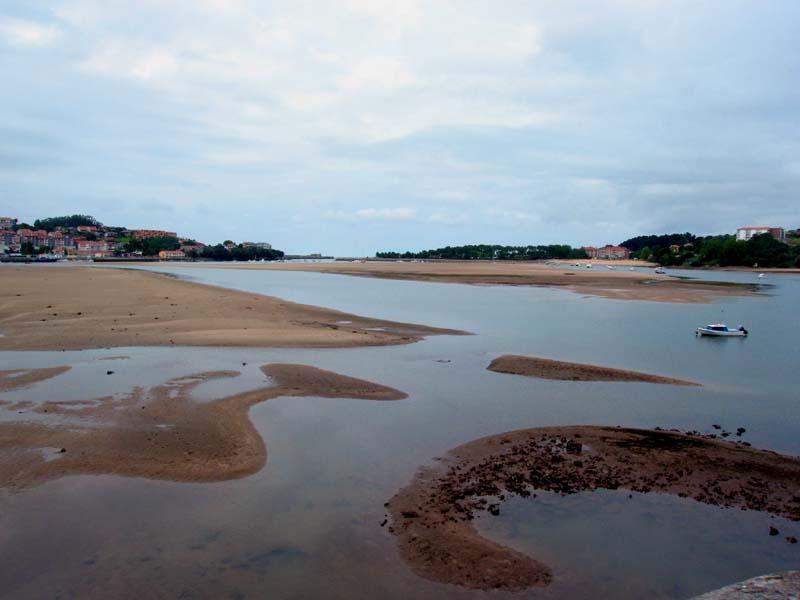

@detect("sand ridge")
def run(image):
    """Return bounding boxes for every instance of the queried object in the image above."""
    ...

[0,266,463,351]
[0,366,72,393]
[387,426,800,591]
[159,260,762,304]
[0,364,406,490]
[488,355,699,385]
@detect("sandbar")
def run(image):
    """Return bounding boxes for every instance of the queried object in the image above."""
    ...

[160,260,761,303]
[0,364,406,490]
[488,355,699,385]
[388,426,800,591]
[0,265,462,350]
[0,366,72,393]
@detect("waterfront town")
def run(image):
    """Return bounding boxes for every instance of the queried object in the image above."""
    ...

[0,215,794,266]
[0,215,273,260]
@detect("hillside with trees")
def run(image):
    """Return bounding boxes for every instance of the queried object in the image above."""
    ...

[200,244,284,261]
[33,215,101,231]
[376,244,588,260]
[620,232,800,268]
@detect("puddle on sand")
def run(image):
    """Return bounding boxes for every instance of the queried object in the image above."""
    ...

[475,489,800,600]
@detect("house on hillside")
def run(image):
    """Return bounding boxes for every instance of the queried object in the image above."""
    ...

[736,227,785,242]
[133,229,178,240]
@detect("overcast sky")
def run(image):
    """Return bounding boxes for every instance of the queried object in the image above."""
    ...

[1,1,798,254]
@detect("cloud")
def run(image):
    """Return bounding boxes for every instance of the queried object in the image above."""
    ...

[355,207,417,220]
[2,0,800,253]
[0,18,59,47]
[80,45,178,81]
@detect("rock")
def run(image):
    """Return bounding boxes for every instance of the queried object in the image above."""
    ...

[106,370,114,375]
[769,526,779,536]
[787,537,798,544]
[566,440,583,454]
[712,424,722,430]
[736,427,746,436]
[690,571,800,599]
[59,448,66,453]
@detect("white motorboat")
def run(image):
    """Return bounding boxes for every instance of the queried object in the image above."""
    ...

[696,324,748,337]
[654,267,666,274]
[757,273,766,278]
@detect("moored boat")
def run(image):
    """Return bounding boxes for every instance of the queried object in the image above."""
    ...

[696,324,748,337]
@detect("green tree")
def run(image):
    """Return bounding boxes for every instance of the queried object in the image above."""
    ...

[33,215,100,231]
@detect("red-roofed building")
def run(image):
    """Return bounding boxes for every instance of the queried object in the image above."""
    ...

[133,229,177,240]
[75,239,110,257]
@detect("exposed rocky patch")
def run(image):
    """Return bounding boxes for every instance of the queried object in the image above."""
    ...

[388,426,800,591]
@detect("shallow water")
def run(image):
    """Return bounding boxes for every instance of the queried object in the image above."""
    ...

[1,265,798,599]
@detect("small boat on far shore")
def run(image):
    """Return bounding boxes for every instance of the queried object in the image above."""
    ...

[696,323,748,337]
[654,267,666,274]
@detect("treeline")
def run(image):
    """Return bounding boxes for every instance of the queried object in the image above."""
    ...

[122,236,180,256]
[619,232,800,268]
[198,244,284,261]
[376,244,588,260]
[32,215,100,231]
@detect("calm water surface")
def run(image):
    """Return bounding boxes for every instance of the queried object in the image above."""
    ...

[1,265,798,599]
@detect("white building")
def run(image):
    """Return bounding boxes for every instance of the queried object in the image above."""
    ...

[736,227,785,242]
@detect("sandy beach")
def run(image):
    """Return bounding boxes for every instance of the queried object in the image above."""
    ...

[0,364,406,490]
[158,260,760,303]
[488,355,699,385]
[388,426,800,591]
[0,265,462,351]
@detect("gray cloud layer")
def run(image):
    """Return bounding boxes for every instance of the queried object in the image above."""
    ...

[1,0,798,253]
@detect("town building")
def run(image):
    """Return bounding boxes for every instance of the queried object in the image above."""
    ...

[180,243,205,254]
[582,245,631,260]
[75,239,110,258]
[0,230,20,251]
[0,217,17,230]
[133,229,178,240]
[736,227,785,242]
[76,225,98,233]
[158,249,185,260]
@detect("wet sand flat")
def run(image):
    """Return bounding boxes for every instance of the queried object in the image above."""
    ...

[0,266,462,351]
[0,366,72,393]
[160,260,760,303]
[0,364,406,490]
[388,426,800,592]
[488,355,699,385]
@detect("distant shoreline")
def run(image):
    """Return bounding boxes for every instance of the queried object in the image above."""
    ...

[147,259,763,304]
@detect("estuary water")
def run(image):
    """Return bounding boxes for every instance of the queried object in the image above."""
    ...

[0,265,798,599]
